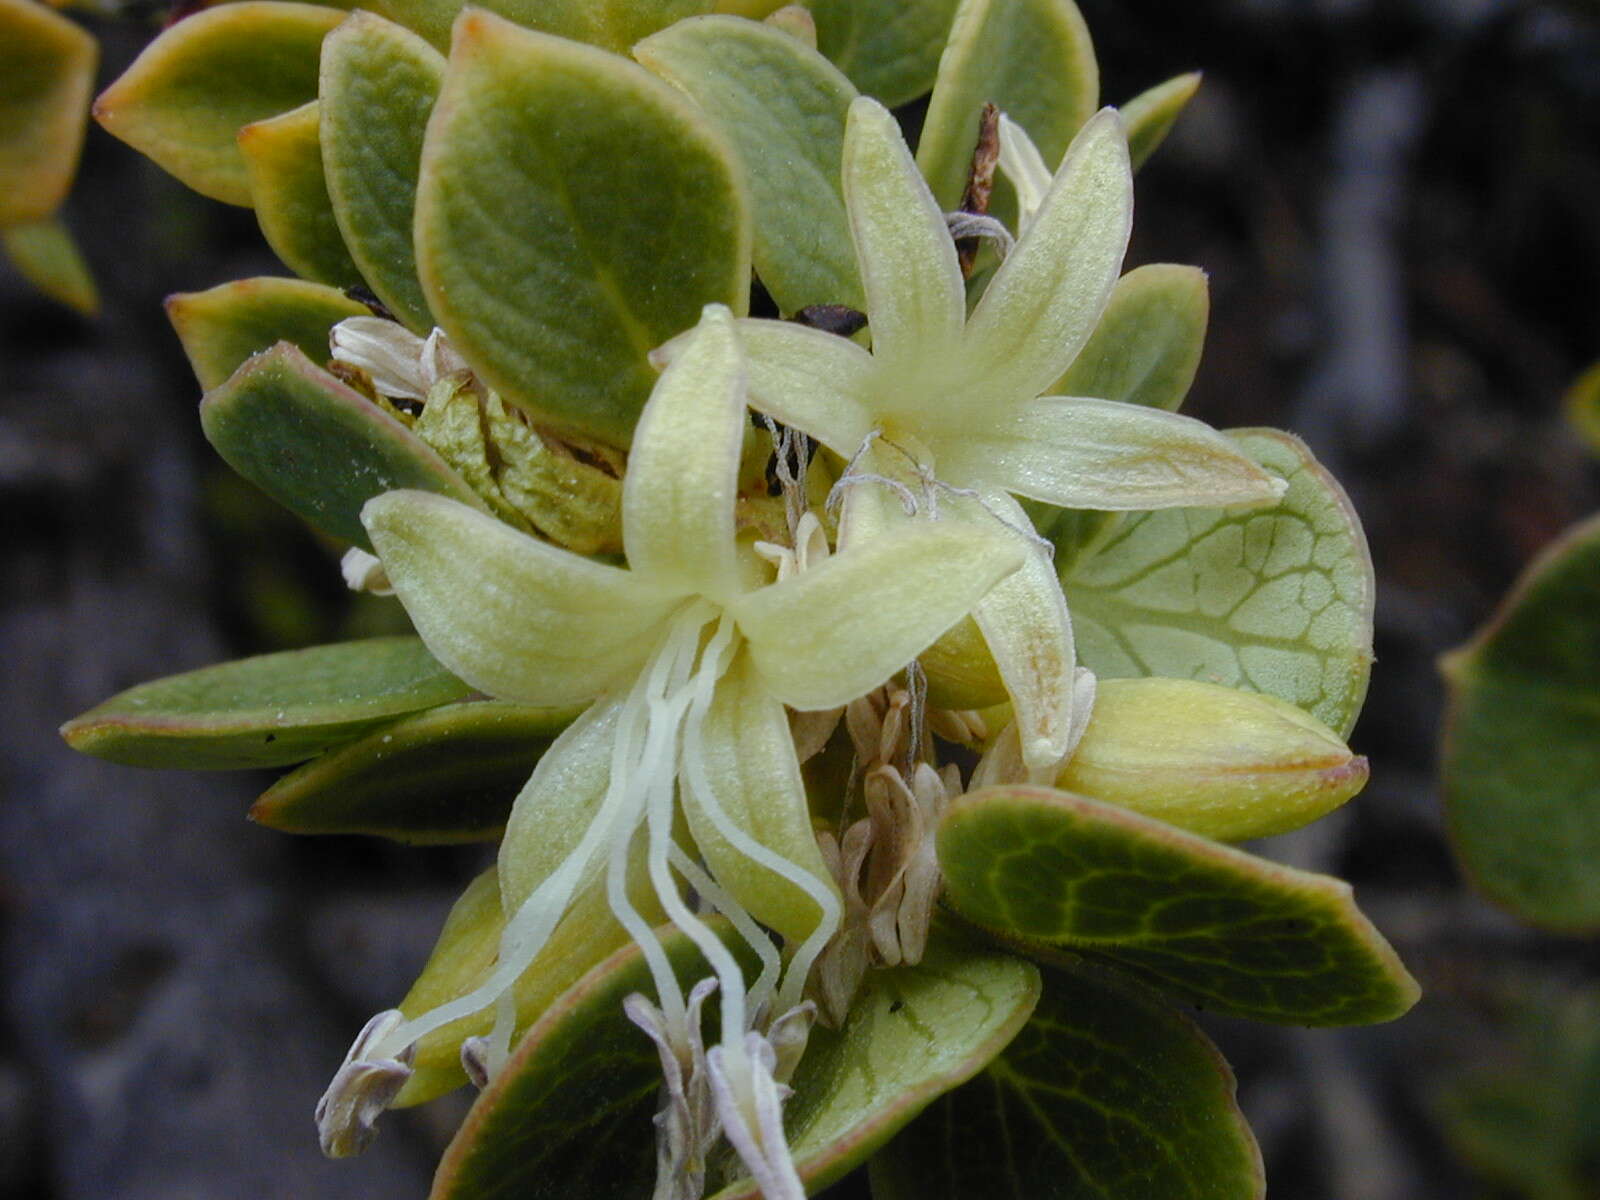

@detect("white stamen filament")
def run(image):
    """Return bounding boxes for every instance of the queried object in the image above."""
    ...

[679,615,843,1019]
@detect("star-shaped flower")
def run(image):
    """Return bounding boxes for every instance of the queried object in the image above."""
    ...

[670,98,1286,779]
[320,304,1023,1196]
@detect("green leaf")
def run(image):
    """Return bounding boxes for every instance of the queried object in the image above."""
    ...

[319,11,444,331]
[60,637,471,769]
[198,340,486,548]
[366,0,716,54]
[415,10,751,448]
[1441,513,1600,930]
[871,954,1263,1200]
[938,784,1420,1025]
[93,1,346,206]
[1063,429,1375,738]
[803,0,961,108]
[1051,263,1208,411]
[1,215,97,315]
[708,927,1039,1199]
[1121,71,1201,171]
[166,275,368,391]
[1563,357,1600,459]
[430,922,759,1200]
[239,100,363,287]
[635,14,863,315]
[917,0,1099,212]
[0,0,96,226]
[250,700,580,842]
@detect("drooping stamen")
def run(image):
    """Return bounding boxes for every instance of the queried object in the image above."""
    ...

[679,615,843,1020]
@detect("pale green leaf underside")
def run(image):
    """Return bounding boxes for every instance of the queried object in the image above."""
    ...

[1442,512,1600,931]
[320,11,444,331]
[1063,428,1374,737]
[1,217,97,315]
[200,341,484,549]
[939,785,1420,1026]
[92,1,345,206]
[250,699,581,843]
[415,11,751,448]
[60,637,469,769]
[917,0,1099,212]
[635,15,862,315]
[709,927,1040,1198]
[871,954,1263,1200]
[240,100,363,288]
[166,275,368,392]
[803,0,961,108]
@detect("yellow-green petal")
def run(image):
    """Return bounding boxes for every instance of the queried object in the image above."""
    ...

[842,96,964,376]
[684,644,840,944]
[622,305,744,603]
[732,521,1025,710]
[961,108,1130,407]
[363,490,676,707]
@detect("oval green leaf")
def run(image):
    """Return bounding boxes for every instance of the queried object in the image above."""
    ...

[198,340,485,548]
[1063,428,1375,738]
[166,275,369,391]
[1563,357,1600,458]
[251,699,580,842]
[320,11,444,331]
[239,100,363,287]
[1050,263,1208,412]
[415,10,751,448]
[2,215,97,315]
[1121,71,1201,171]
[871,954,1264,1200]
[0,0,96,226]
[803,0,961,108]
[93,1,346,206]
[939,784,1420,1026]
[431,921,760,1200]
[365,0,716,53]
[1441,513,1600,930]
[635,14,862,315]
[708,926,1039,1199]
[60,637,471,769]
[916,0,1099,211]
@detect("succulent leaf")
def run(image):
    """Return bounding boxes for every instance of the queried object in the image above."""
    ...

[166,276,369,391]
[239,100,363,287]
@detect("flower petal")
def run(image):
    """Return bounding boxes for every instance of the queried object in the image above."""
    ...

[939,395,1287,510]
[681,644,841,945]
[841,97,965,376]
[962,108,1132,406]
[363,490,675,706]
[996,113,1052,234]
[961,489,1082,777]
[623,304,745,602]
[731,522,1025,711]
[736,318,877,456]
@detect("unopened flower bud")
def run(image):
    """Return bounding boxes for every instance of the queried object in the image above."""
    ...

[1054,677,1368,841]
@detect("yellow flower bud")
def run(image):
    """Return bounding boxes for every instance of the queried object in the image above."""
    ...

[1055,678,1367,841]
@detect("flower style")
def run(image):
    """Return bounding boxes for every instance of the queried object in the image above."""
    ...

[670,98,1287,780]
[317,304,1024,1197]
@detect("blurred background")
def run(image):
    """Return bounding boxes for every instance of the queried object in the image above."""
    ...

[3,0,1599,1196]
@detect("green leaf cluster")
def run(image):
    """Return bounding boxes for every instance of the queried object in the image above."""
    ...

[63,3,1417,1198]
